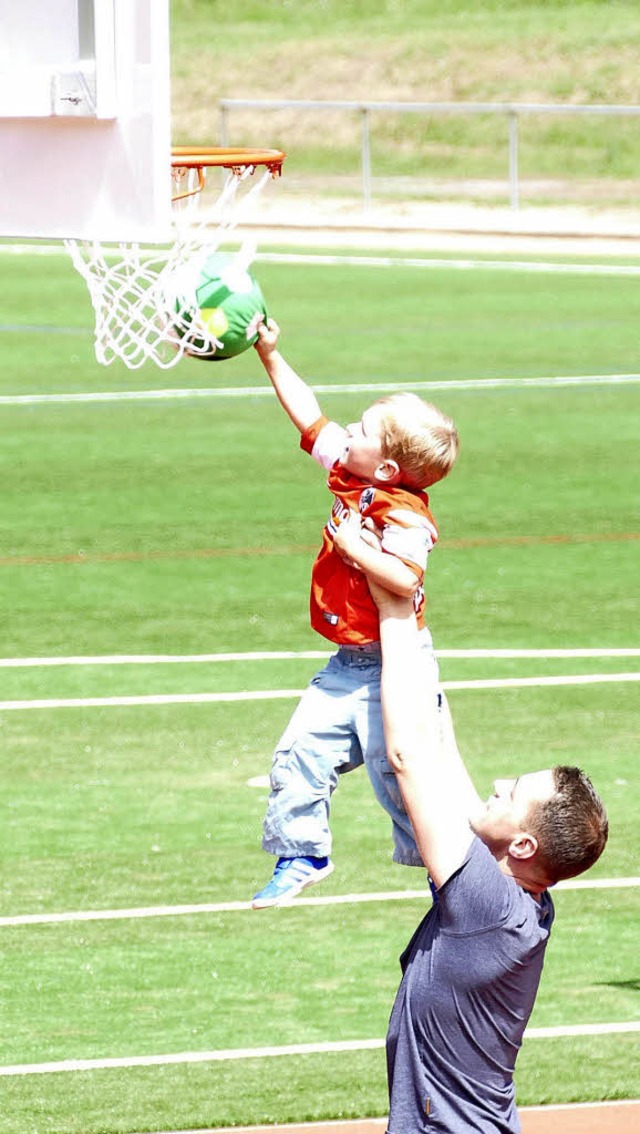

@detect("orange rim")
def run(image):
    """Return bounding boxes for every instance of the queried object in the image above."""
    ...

[172,146,285,173]
[171,146,286,203]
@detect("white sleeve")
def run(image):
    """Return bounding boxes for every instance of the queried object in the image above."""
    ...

[309,421,348,471]
[381,508,437,571]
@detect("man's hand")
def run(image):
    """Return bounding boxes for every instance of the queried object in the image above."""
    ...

[367,574,415,623]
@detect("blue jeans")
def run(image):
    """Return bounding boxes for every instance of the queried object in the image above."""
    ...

[262,633,440,867]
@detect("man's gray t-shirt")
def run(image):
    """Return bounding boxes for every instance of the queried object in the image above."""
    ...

[386,836,554,1133]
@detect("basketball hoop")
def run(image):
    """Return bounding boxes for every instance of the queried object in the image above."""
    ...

[65,146,286,370]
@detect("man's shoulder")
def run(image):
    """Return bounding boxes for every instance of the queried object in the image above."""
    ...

[436,838,515,933]
[438,838,554,941]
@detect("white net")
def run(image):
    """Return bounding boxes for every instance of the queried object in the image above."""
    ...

[65,160,278,370]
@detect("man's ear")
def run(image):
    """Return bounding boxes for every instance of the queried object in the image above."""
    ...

[374,458,401,485]
[509,832,539,861]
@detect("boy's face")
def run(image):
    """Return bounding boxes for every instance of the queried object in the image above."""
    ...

[340,405,386,480]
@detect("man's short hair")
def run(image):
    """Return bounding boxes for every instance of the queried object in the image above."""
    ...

[528,766,608,883]
[375,394,459,489]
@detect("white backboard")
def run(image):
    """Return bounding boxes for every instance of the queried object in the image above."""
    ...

[0,0,172,241]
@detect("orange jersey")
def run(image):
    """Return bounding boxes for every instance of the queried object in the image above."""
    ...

[300,416,439,645]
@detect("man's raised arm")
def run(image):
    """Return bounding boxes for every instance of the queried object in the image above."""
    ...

[374,583,482,889]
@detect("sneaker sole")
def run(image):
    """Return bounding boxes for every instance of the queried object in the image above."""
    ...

[251,862,335,910]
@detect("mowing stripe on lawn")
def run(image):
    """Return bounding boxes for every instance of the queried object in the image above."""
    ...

[1,531,638,568]
[0,671,639,712]
[1,1023,638,1077]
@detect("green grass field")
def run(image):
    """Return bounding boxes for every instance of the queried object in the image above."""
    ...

[0,244,639,1133]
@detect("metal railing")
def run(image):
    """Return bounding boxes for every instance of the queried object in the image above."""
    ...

[218,98,640,213]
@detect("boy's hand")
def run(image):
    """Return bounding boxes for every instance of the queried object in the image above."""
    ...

[254,317,280,360]
[334,513,383,564]
[334,511,419,599]
[335,514,414,616]
[332,509,365,567]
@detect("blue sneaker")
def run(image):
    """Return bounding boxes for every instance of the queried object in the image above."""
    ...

[252,855,334,909]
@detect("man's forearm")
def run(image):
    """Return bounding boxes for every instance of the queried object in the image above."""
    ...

[378,604,438,776]
[344,539,419,598]
[377,595,480,887]
[380,615,480,817]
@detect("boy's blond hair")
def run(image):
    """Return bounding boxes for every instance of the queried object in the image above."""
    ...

[374,393,459,489]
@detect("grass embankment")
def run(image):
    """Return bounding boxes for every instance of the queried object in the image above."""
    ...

[170,1,640,206]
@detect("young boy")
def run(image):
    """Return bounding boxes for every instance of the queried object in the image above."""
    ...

[251,318,459,908]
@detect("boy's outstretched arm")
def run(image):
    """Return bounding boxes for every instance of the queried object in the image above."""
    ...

[254,318,322,434]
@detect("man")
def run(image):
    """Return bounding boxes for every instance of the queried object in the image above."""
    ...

[334,513,609,1133]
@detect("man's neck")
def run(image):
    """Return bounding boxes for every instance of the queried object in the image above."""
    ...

[496,854,548,899]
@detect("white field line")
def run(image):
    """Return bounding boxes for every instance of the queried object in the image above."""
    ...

[0,689,303,711]
[258,251,640,276]
[1,374,640,405]
[1,671,639,712]
[1,647,640,668]
[443,672,640,690]
[1,1023,638,1078]
[4,241,640,277]
[0,877,637,930]
[0,651,331,667]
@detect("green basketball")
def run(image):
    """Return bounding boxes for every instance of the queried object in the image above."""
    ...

[171,252,267,361]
